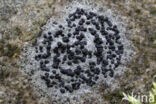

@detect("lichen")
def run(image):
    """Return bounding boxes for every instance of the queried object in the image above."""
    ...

[0,0,155,103]
[21,1,135,103]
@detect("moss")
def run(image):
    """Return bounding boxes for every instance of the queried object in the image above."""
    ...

[103,92,123,103]
[5,43,20,58]
[30,18,48,43]
[0,66,11,82]
[135,8,141,14]
[150,8,156,15]
[149,35,156,42]
[152,43,156,48]
[13,26,23,36]
[132,38,142,46]
[0,42,20,58]
[12,45,21,58]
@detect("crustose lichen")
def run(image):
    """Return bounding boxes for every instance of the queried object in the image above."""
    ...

[21,2,134,102]
[34,8,123,93]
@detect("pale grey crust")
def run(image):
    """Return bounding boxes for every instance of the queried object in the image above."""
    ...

[20,1,135,103]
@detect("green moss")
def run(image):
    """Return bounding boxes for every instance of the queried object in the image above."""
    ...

[149,34,156,42]
[13,26,23,36]
[6,43,20,57]
[132,39,141,46]
[104,92,124,103]
[150,9,156,15]
[152,44,156,48]
[135,8,141,14]
[0,66,11,82]
[30,18,48,44]
[0,42,20,58]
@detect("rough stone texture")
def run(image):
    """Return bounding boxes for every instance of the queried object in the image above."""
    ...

[0,0,156,104]
[21,3,134,103]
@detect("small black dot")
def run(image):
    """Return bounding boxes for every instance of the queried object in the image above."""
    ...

[67,61,72,66]
[62,37,69,43]
[48,32,52,35]
[52,70,56,74]
[60,89,65,93]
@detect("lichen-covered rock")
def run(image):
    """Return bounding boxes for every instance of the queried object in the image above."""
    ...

[0,0,156,104]
[21,1,135,103]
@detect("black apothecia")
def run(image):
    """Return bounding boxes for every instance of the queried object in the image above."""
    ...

[34,8,124,93]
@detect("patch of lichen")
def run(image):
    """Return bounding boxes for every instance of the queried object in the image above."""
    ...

[0,0,155,103]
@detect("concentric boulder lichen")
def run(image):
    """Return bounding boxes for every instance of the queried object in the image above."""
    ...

[21,1,134,103]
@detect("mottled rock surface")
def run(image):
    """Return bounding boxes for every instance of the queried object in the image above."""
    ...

[0,0,156,104]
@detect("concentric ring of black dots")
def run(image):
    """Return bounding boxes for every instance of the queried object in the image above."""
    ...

[34,8,124,94]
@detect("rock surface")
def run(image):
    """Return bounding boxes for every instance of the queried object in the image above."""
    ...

[0,0,156,104]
